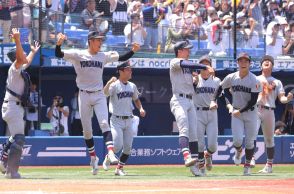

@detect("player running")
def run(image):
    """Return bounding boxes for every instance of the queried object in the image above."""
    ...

[55,31,140,175]
[169,40,213,176]
[216,52,261,175]
[192,55,220,175]
[251,55,293,173]
[103,61,146,176]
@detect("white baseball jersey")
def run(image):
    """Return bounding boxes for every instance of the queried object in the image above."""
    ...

[63,50,119,91]
[221,71,261,109]
[4,62,25,101]
[193,75,221,107]
[2,62,26,136]
[257,75,284,108]
[170,58,194,95]
[108,80,139,116]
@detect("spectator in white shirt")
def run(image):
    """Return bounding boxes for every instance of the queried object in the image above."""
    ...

[124,13,147,46]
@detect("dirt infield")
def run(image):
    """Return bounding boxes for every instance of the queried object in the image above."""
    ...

[0,165,293,194]
[1,179,294,194]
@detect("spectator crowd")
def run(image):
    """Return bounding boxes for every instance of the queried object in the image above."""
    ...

[0,0,294,57]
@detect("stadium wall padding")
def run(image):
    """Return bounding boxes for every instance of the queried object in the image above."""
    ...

[0,136,293,166]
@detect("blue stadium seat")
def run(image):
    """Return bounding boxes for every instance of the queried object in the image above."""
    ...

[104,35,125,45]
[19,28,30,43]
[199,40,208,49]
[223,128,232,135]
[56,22,81,32]
[258,41,265,48]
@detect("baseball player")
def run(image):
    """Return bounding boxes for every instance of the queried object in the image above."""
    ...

[0,28,40,178]
[250,55,293,173]
[193,55,220,175]
[169,40,213,176]
[55,31,140,175]
[103,61,146,176]
[217,52,261,175]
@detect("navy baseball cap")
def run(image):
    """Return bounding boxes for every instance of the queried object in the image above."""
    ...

[117,61,131,70]
[199,55,211,64]
[174,40,193,53]
[237,52,251,61]
[260,55,274,65]
[88,31,105,40]
[7,48,17,62]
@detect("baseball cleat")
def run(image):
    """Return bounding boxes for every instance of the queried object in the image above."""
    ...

[102,154,111,171]
[115,168,127,176]
[190,162,205,177]
[258,164,273,174]
[4,171,21,179]
[108,152,119,164]
[90,156,99,175]
[0,161,7,174]
[184,155,197,167]
[204,151,213,171]
[250,157,256,168]
[198,160,206,176]
[233,149,242,166]
[243,165,251,176]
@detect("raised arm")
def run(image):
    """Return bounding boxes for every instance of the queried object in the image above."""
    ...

[23,41,41,69]
[104,77,117,96]
[118,42,140,61]
[11,28,28,69]
[55,33,67,58]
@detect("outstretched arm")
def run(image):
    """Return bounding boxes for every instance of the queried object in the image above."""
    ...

[118,43,140,61]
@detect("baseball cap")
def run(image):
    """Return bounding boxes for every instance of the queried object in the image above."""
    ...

[174,40,193,53]
[236,11,245,19]
[7,48,17,62]
[288,2,294,9]
[88,31,105,40]
[117,61,131,70]
[260,55,274,65]
[198,55,211,64]
[237,52,251,61]
[276,16,288,25]
[187,4,195,12]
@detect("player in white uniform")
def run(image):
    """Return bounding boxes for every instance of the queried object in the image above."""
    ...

[193,55,220,175]
[250,55,293,173]
[217,52,261,175]
[0,28,40,178]
[55,32,140,175]
[169,40,213,176]
[103,61,146,176]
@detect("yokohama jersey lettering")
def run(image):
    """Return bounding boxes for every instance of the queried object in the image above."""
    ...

[117,91,134,99]
[232,85,251,93]
[80,61,103,68]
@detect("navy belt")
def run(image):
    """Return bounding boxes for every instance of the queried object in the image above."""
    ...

[179,94,192,100]
[115,115,133,119]
[234,107,255,111]
[80,89,100,94]
[196,107,210,111]
[257,105,275,110]
[4,100,21,106]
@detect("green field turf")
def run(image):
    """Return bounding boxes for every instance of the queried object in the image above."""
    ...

[8,164,294,181]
